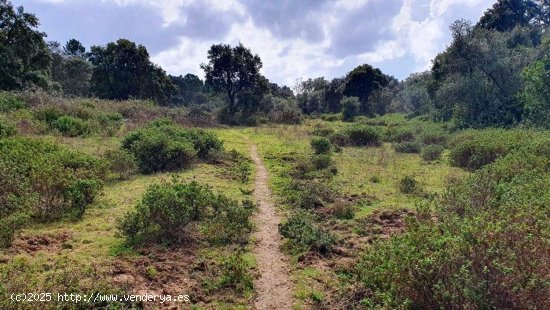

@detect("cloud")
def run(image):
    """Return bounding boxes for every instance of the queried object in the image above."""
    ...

[16,0,495,84]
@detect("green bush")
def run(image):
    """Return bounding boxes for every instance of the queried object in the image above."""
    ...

[310,137,332,154]
[341,96,360,121]
[279,211,336,254]
[398,175,419,194]
[285,179,334,209]
[448,129,536,170]
[122,120,223,174]
[0,92,25,112]
[217,250,254,294]
[117,180,253,245]
[311,125,334,137]
[384,127,415,142]
[358,154,550,309]
[0,116,17,138]
[104,149,138,180]
[54,115,90,137]
[0,138,105,247]
[345,125,383,147]
[320,113,341,122]
[328,131,349,147]
[311,154,332,170]
[394,141,421,153]
[421,144,444,161]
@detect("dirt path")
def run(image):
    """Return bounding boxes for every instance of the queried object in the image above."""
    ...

[250,144,294,310]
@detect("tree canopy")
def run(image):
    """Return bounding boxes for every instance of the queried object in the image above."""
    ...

[0,0,51,90]
[201,43,264,113]
[88,39,174,104]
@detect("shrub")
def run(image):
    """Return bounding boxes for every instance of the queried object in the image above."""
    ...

[384,126,415,142]
[358,155,550,309]
[421,145,444,161]
[122,120,223,173]
[341,96,360,121]
[345,125,382,147]
[310,137,332,154]
[279,211,336,254]
[0,138,105,247]
[0,92,25,112]
[311,125,334,137]
[328,131,349,147]
[311,154,332,170]
[54,115,90,137]
[217,250,254,294]
[104,149,138,180]
[320,113,341,121]
[117,180,253,245]
[394,141,422,153]
[398,175,419,194]
[448,129,528,170]
[0,116,17,138]
[331,202,355,219]
[286,180,334,209]
[419,129,448,145]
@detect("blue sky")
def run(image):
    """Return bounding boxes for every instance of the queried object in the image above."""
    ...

[13,0,495,86]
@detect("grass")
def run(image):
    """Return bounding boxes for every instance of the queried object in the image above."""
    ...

[1,113,468,308]
[1,128,255,308]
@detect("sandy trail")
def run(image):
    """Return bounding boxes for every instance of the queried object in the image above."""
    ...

[249,144,294,310]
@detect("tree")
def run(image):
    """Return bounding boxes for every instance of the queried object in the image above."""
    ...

[343,64,392,116]
[341,96,360,121]
[477,0,548,31]
[169,73,205,106]
[521,38,550,128]
[430,20,542,127]
[201,43,263,114]
[0,0,51,90]
[324,77,345,113]
[88,39,174,104]
[49,40,92,97]
[295,77,328,114]
[63,39,85,57]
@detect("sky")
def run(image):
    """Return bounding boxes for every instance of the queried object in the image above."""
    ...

[13,0,495,86]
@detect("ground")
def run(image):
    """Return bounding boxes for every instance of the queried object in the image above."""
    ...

[1,117,466,309]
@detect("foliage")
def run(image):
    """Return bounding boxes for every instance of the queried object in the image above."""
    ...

[0,137,105,247]
[217,250,254,294]
[117,180,253,245]
[398,175,419,194]
[201,43,265,116]
[103,149,138,180]
[0,115,16,138]
[521,53,550,128]
[341,96,360,121]
[89,39,175,104]
[121,119,222,173]
[310,137,332,154]
[49,40,92,97]
[421,144,444,161]
[345,125,383,147]
[394,141,421,154]
[358,151,550,309]
[0,256,133,309]
[169,73,205,106]
[0,0,52,90]
[279,210,336,254]
[0,91,26,112]
[343,64,395,116]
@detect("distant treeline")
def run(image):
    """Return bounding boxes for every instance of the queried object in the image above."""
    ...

[1,0,549,128]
